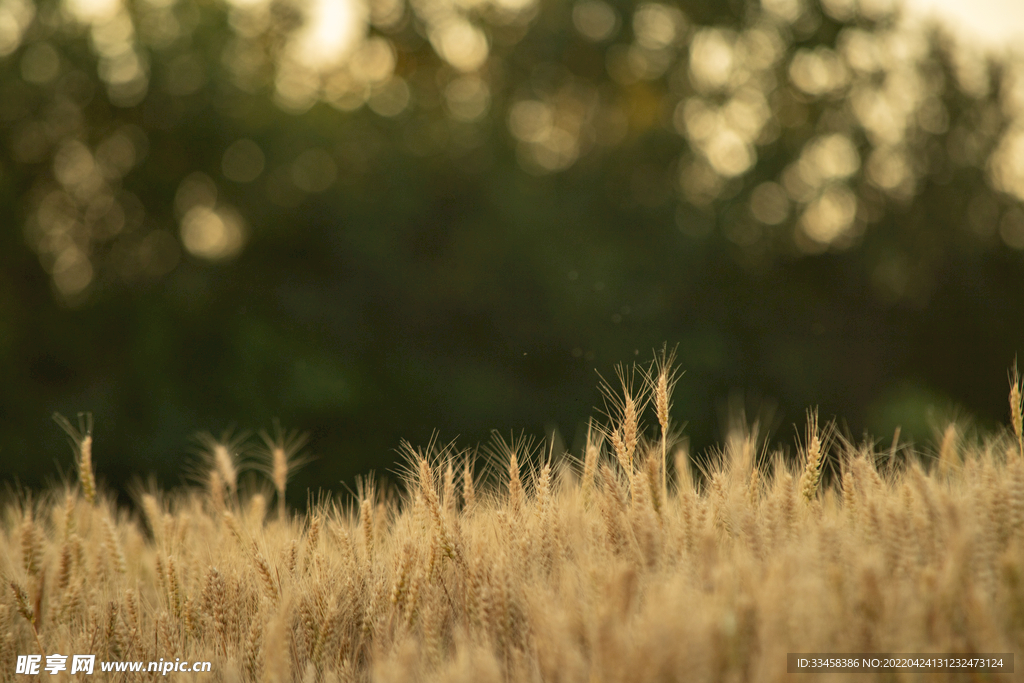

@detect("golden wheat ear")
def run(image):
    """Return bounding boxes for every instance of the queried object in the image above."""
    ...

[797,409,836,505]
[596,363,647,488]
[643,343,684,503]
[191,427,249,512]
[256,419,311,520]
[1010,359,1023,458]
[53,412,96,505]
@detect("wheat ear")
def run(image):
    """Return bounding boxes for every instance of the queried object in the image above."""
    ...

[194,429,248,509]
[10,581,45,655]
[581,419,600,503]
[54,412,96,504]
[508,447,524,515]
[599,364,643,488]
[799,409,828,504]
[360,499,374,567]
[937,423,959,476]
[257,420,311,520]
[420,457,462,566]
[621,390,638,485]
[1011,360,1023,458]
[647,344,681,504]
[462,457,476,514]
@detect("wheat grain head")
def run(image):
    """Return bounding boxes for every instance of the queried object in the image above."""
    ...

[53,412,96,505]
[1010,360,1023,458]
[256,421,311,520]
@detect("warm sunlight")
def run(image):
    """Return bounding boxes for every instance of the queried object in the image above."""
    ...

[902,0,1024,52]
[291,0,367,69]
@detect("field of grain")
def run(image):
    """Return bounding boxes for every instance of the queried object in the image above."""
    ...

[3,355,1023,682]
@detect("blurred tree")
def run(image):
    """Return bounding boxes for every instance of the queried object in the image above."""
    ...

[1,0,1022,499]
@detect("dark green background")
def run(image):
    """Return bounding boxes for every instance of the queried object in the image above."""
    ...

[1,0,1022,504]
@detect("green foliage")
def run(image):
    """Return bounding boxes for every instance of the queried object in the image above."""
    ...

[0,0,1023,495]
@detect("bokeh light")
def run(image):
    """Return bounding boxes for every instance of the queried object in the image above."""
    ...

[789,47,848,96]
[689,28,737,93]
[290,0,367,70]
[2,0,1024,300]
[180,205,247,260]
[798,184,859,248]
[632,3,684,51]
[572,0,617,42]
[0,0,35,57]
[64,0,121,24]
[175,173,246,261]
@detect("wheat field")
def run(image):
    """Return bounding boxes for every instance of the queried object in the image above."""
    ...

[3,354,1023,682]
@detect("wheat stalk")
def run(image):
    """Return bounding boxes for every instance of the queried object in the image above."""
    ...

[208,468,226,514]
[54,412,96,505]
[248,493,268,526]
[419,458,462,566]
[11,355,1024,681]
[124,587,139,636]
[214,444,238,496]
[20,514,42,579]
[167,555,182,618]
[307,513,321,551]
[1011,360,1023,458]
[284,539,299,576]
[622,392,638,475]
[508,448,524,516]
[257,421,311,520]
[598,364,645,488]
[646,344,681,507]
[11,580,45,655]
[537,459,553,559]
[799,409,830,504]
[140,493,164,545]
[262,594,293,683]
[937,423,959,476]
[253,547,280,601]
[462,457,476,514]
[443,461,456,515]
[581,420,600,504]
[223,510,245,548]
[360,499,375,567]
[193,428,249,509]
[643,452,662,520]
[102,511,127,575]
[10,580,34,627]
[598,463,627,554]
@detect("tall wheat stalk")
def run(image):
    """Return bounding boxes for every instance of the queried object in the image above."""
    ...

[54,412,96,505]
[598,364,644,489]
[1011,360,1023,458]
[193,428,250,511]
[645,344,681,505]
[798,409,833,504]
[257,421,311,520]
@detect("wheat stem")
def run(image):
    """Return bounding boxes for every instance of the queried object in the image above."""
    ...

[1011,360,1023,458]
[800,409,826,504]
[54,412,96,505]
